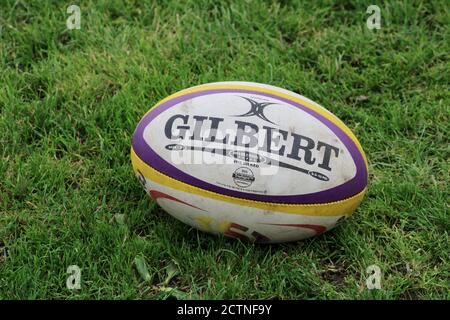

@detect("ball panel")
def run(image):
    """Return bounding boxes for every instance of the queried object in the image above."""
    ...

[150,81,368,168]
[132,84,368,204]
[131,148,366,217]
[134,163,350,243]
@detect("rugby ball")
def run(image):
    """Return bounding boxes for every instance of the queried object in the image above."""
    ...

[131,82,368,243]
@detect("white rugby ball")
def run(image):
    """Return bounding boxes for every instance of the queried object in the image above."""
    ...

[131,82,368,243]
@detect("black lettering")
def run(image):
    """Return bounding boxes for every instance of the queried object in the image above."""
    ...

[189,115,208,141]
[260,126,288,155]
[287,133,316,165]
[233,121,259,148]
[317,141,339,171]
[220,134,230,144]
[164,114,189,139]
[204,117,225,142]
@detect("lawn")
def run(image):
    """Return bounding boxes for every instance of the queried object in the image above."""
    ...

[0,0,448,299]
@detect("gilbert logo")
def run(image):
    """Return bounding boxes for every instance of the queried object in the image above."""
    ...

[235,96,278,125]
[162,94,341,180]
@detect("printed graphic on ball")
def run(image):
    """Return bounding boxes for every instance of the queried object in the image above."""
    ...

[142,92,357,196]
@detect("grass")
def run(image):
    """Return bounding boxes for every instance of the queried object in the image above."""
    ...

[0,0,449,299]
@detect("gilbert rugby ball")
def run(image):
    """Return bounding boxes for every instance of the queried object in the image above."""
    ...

[131,82,368,243]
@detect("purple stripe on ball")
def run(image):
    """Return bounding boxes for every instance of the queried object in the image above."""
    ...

[132,89,367,204]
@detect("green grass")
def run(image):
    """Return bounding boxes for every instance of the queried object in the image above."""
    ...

[0,0,449,299]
